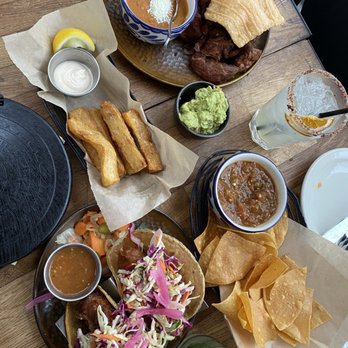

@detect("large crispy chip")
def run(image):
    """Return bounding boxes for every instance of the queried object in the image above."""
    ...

[195,210,222,254]
[205,0,285,48]
[265,268,307,331]
[198,235,220,275]
[205,232,266,285]
[311,299,332,330]
[122,109,163,173]
[249,298,277,348]
[283,288,313,345]
[213,281,242,322]
[100,101,147,175]
[250,256,288,290]
[67,116,120,187]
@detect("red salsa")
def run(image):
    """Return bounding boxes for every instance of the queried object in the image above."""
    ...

[217,161,277,227]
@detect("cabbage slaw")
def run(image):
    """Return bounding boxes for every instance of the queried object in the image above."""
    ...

[77,229,196,348]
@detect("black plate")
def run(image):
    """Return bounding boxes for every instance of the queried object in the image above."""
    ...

[34,205,193,348]
[190,149,306,239]
[0,97,71,266]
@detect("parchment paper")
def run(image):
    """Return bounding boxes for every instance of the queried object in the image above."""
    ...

[3,0,198,230]
[221,219,348,348]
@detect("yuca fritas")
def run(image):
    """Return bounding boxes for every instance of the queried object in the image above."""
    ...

[67,102,163,187]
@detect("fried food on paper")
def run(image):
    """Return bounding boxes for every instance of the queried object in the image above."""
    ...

[205,0,285,48]
[100,101,147,175]
[68,108,126,178]
[122,109,163,173]
[67,116,120,187]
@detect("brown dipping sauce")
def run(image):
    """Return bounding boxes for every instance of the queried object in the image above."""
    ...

[218,161,277,227]
[49,246,97,295]
[127,0,188,29]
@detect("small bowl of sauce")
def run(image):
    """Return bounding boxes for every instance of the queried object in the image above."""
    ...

[44,243,102,301]
[48,47,100,97]
[209,152,287,232]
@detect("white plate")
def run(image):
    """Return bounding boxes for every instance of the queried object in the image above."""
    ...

[301,148,348,235]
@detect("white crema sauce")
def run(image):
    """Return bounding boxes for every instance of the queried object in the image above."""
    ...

[53,60,93,95]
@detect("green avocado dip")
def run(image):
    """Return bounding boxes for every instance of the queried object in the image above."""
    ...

[179,86,228,134]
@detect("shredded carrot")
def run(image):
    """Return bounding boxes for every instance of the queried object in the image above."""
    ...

[97,216,105,225]
[75,221,87,236]
[91,333,122,341]
[160,259,166,273]
[90,231,106,256]
[180,291,190,304]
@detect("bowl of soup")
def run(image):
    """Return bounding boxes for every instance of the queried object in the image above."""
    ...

[209,152,287,232]
[43,243,102,301]
[120,0,197,44]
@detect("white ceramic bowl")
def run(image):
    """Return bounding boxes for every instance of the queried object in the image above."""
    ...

[43,243,102,302]
[120,0,197,44]
[209,152,287,232]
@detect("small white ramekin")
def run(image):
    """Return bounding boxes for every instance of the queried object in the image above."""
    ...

[209,152,287,232]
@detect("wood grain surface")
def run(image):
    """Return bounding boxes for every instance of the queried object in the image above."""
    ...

[0,0,340,347]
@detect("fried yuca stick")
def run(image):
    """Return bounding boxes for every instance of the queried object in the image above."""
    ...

[67,116,120,187]
[122,109,164,173]
[88,108,126,177]
[100,101,147,175]
[69,108,126,178]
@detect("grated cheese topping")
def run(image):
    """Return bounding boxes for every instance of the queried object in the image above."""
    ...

[148,0,173,24]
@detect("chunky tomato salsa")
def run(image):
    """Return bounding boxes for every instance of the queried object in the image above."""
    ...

[217,161,277,227]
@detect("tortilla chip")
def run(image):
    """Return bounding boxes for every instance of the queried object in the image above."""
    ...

[250,298,277,348]
[194,210,222,254]
[250,257,289,289]
[205,232,266,285]
[199,235,220,275]
[280,255,301,270]
[268,211,288,249]
[244,253,276,290]
[219,226,277,251]
[237,306,252,333]
[204,0,285,48]
[277,331,298,347]
[283,288,313,344]
[265,268,307,331]
[239,292,253,331]
[213,281,242,321]
[249,288,262,301]
[311,299,332,330]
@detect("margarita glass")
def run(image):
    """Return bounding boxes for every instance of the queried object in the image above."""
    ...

[249,69,348,150]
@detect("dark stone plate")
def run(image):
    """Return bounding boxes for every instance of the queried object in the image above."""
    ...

[0,97,71,267]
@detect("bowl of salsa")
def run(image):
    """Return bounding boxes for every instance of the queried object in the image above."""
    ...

[209,152,287,232]
[43,243,102,302]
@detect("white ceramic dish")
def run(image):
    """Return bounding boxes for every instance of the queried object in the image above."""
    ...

[301,148,348,235]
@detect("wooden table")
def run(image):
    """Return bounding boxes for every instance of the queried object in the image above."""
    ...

[1,0,347,347]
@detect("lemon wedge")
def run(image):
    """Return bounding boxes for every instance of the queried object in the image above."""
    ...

[52,28,95,53]
[300,115,334,130]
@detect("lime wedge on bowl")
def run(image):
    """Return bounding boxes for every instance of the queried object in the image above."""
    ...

[52,28,95,53]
